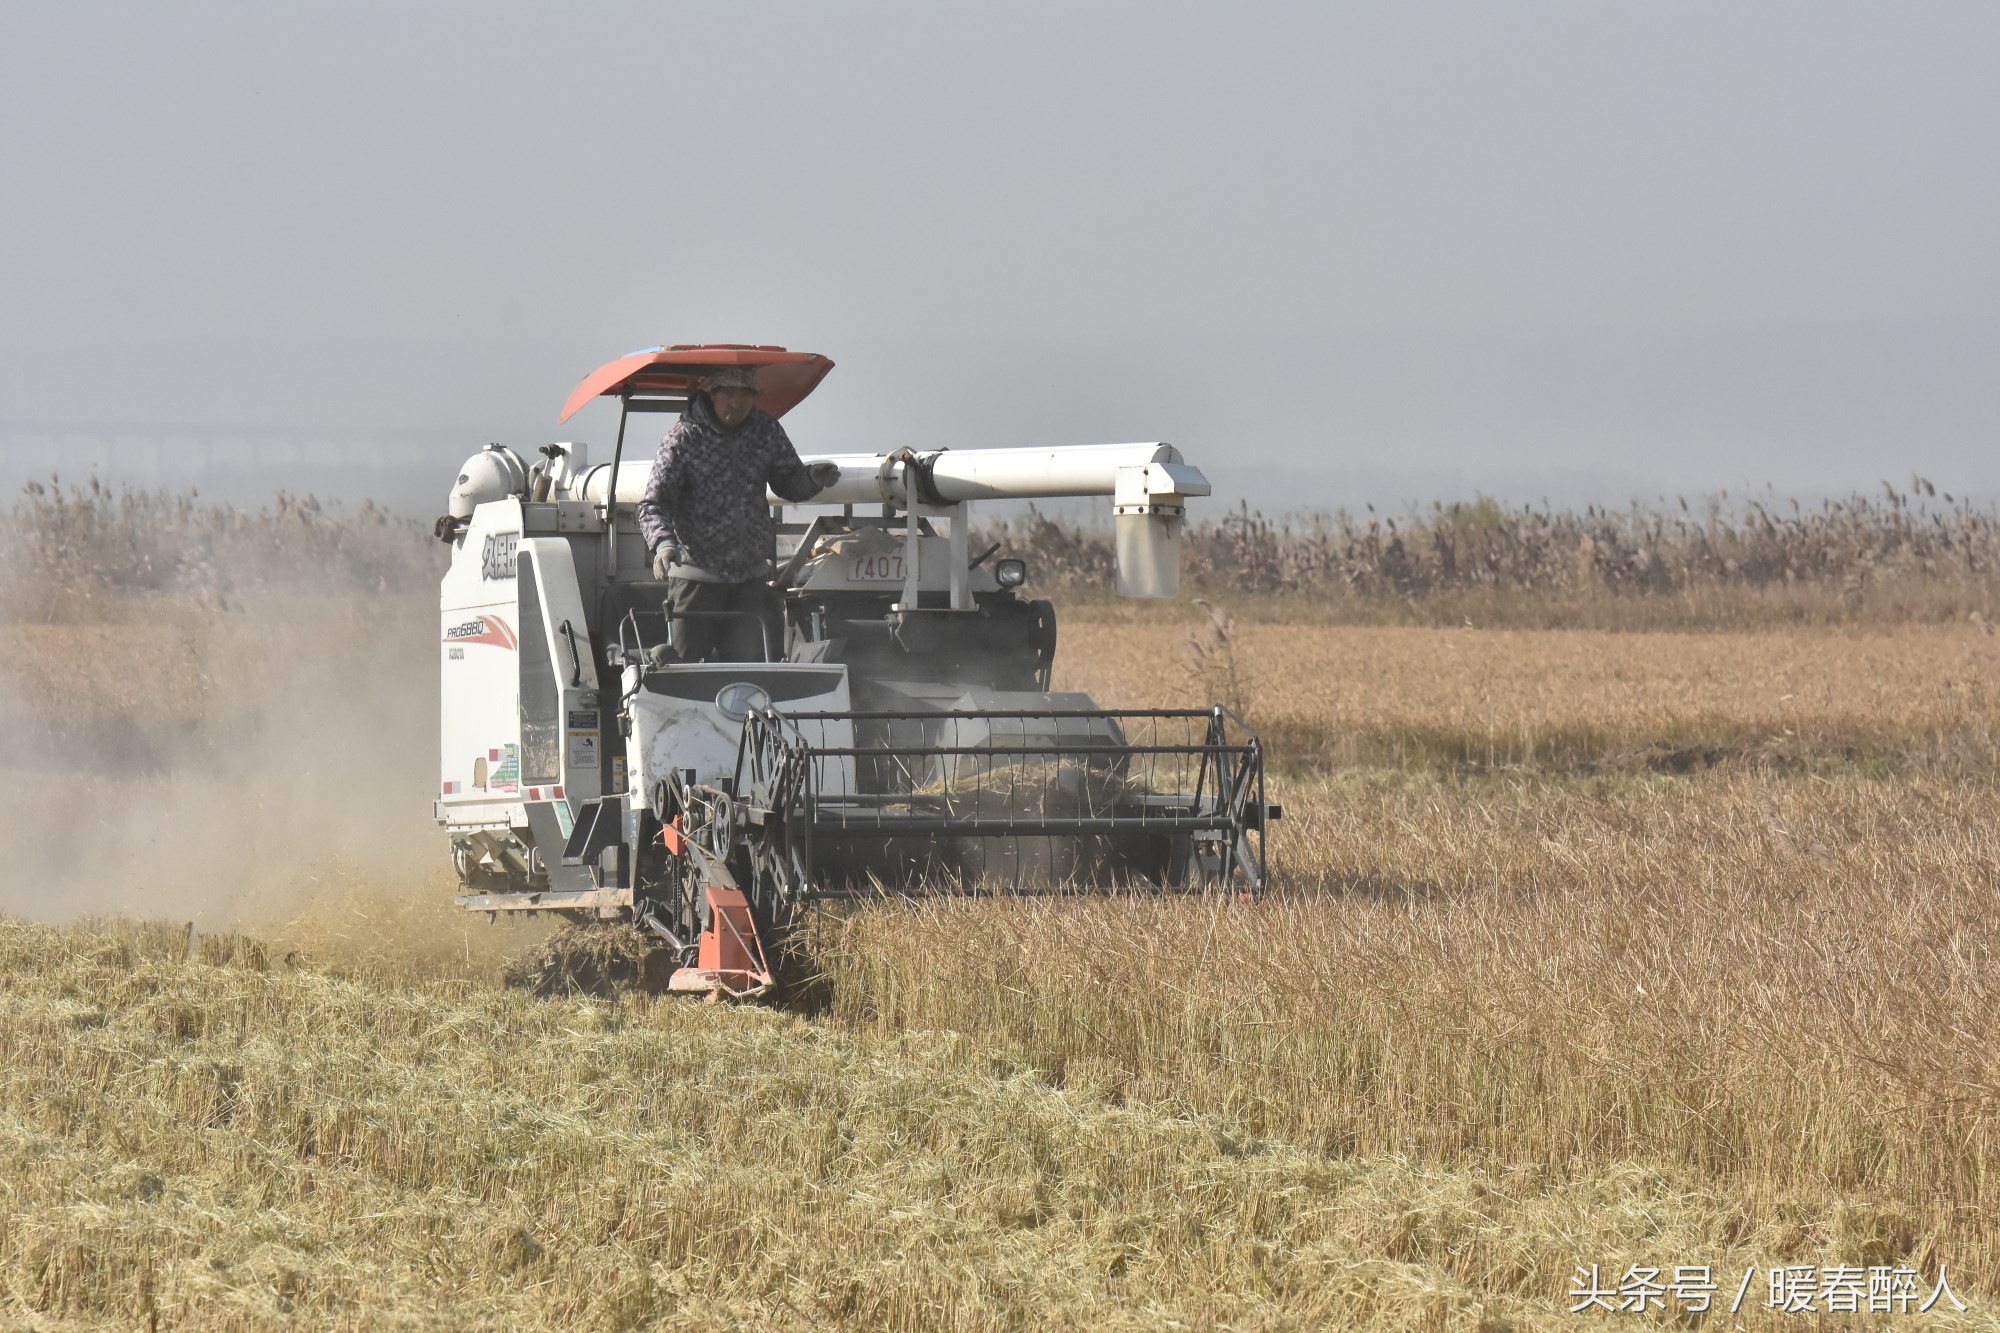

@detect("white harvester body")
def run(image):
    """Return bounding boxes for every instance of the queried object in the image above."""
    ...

[434,346,1274,990]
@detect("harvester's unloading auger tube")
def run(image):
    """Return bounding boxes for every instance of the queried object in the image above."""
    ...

[793,443,1207,508]
[579,441,1211,599]
[577,441,1203,508]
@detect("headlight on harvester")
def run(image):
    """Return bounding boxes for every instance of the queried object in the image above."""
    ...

[996,558,1028,588]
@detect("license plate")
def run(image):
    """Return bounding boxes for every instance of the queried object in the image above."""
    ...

[849,554,906,582]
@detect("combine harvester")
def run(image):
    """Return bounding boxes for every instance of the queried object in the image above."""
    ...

[435,345,1277,997]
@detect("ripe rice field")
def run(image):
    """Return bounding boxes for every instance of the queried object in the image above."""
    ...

[2,488,1998,1328]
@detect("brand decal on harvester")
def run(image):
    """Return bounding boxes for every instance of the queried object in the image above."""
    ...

[481,532,520,580]
[444,616,518,650]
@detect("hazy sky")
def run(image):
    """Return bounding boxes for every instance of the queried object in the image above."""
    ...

[3,1,1997,513]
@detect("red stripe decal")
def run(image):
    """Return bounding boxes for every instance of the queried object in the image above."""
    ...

[443,615,518,651]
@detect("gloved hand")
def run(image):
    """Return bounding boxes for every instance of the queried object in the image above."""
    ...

[651,544,681,579]
[806,460,840,492]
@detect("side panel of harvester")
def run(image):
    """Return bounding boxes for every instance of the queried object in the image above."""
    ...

[439,497,526,823]
[509,537,603,813]
[440,498,604,896]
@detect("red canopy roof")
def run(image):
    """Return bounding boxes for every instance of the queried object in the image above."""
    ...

[558,344,834,423]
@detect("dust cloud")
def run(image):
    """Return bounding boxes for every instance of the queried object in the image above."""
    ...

[0,500,455,939]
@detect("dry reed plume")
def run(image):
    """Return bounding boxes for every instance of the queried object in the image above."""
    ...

[996,481,2000,628]
[3,476,437,625]
[13,474,2000,629]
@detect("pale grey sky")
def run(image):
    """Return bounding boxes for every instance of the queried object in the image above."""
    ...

[3,1,1996,513]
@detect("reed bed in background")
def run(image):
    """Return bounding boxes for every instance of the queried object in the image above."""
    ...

[0,477,438,622]
[9,476,2000,627]
[995,482,2000,627]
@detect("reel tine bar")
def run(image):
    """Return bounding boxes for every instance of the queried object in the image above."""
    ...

[733,707,1273,896]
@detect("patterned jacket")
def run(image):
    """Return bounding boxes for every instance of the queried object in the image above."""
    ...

[636,397,823,581]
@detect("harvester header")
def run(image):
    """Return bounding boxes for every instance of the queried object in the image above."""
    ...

[436,343,1276,997]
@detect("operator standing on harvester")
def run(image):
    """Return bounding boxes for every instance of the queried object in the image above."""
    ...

[637,365,840,661]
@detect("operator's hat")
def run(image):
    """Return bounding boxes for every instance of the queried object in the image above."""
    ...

[702,366,759,393]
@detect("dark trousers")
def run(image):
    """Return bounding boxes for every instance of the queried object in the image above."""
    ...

[666,578,779,663]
